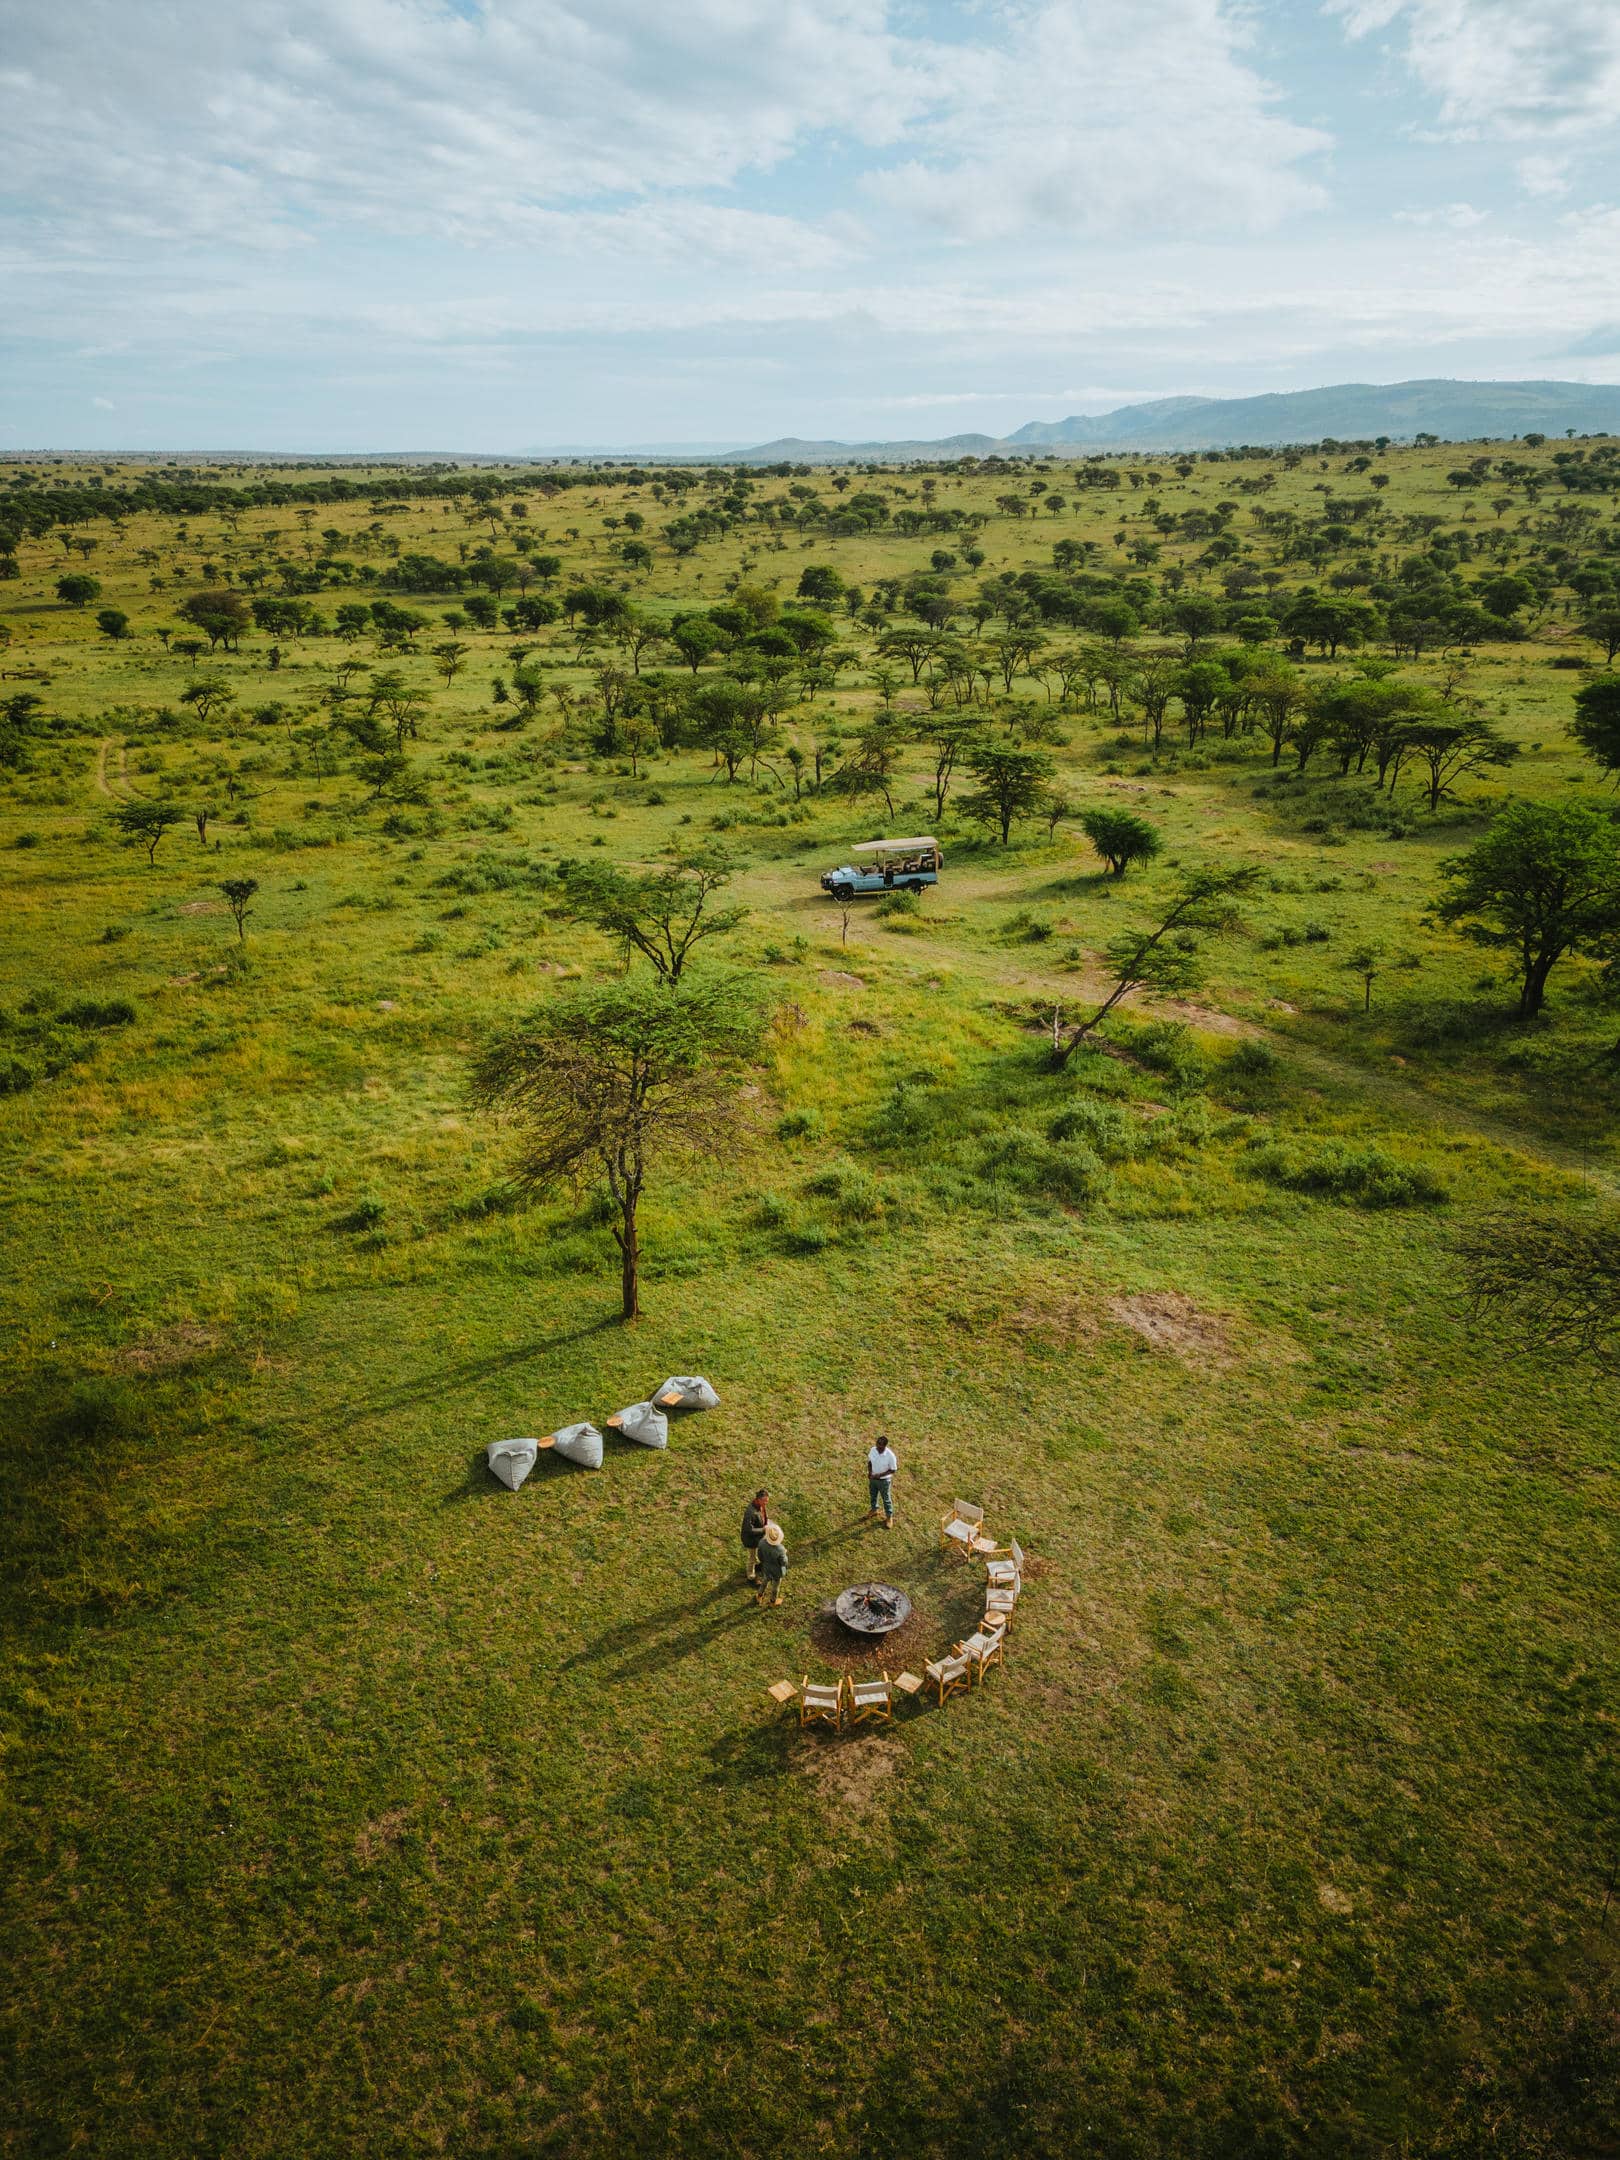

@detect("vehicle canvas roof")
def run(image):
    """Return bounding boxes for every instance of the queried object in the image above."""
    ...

[851,836,937,853]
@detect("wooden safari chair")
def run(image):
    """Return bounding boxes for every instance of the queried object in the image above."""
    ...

[924,1649,972,1706]
[957,1628,1005,1685]
[984,1538,1024,1591]
[939,1499,985,1560]
[984,1581,1019,1630]
[848,1672,894,1727]
[799,1676,845,1730]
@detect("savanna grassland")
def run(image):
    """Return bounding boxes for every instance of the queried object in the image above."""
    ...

[1,439,1617,2158]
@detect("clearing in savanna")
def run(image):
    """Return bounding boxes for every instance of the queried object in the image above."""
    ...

[1,438,1617,2157]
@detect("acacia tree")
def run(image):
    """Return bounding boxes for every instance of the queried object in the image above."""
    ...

[1052,864,1261,1064]
[470,976,763,1320]
[556,851,745,984]
[112,799,184,865]
[1394,715,1516,811]
[1077,806,1162,877]
[924,717,982,822]
[830,723,907,819]
[1572,675,1620,784]
[179,588,251,651]
[219,877,259,942]
[1436,799,1620,1018]
[959,744,1055,844]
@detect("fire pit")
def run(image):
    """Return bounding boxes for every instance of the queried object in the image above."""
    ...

[834,1582,913,1636]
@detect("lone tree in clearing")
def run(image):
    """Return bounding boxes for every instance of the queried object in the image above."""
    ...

[219,878,258,943]
[111,799,184,866]
[1435,800,1620,1019]
[471,977,764,1321]
[1077,806,1162,877]
[556,851,745,985]
[1052,864,1261,1065]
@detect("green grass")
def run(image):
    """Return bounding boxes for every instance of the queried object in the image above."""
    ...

[1,444,1618,2157]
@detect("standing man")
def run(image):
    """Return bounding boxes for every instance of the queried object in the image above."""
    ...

[756,1522,789,1608]
[866,1435,898,1530]
[740,1489,769,1585]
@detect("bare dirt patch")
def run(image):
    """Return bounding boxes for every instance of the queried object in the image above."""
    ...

[798,1730,905,1818]
[820,969,865,989]
[1107,1291,1232,1365]
[1005,1291,1100,1344]
[1155,999,1249,1037]
[354,1808,411,1865]
[177,898,225,917]
[113,1321,222,1373]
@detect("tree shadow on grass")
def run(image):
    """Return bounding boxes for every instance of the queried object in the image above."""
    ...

[339,1316,620,1430]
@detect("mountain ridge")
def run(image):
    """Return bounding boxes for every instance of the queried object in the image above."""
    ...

[530,378,1620,463]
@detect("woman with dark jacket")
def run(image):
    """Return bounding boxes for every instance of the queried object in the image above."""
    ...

[740,1490,769,1583]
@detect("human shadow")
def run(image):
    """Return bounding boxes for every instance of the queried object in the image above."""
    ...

[561,1577,748,1671]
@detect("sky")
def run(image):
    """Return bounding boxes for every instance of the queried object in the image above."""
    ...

[3,0,1619,452]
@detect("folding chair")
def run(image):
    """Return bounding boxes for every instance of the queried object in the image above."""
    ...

[985,1538,1024,1591]
[799,1675,845,1730]
[939,1499,985,1559]
[924,1649,972,1706]
[957,1629,1005,1684]
[848,1672,894,1727]
[984,1581,1019,1629]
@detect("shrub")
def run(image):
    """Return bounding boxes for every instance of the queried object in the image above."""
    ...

[0,1054,36,1095]
[777,1109,821,1141]
[1247,1141,1447,1208]
[874,888,920,919]
[1130,1020,1209,1093]
[1047,1099,1140,1161]
[343,1194,387,1231]
[977,1126,1105,1207]
[60,998,136,1029]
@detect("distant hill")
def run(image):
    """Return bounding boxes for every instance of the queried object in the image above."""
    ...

[706,379,1620,464]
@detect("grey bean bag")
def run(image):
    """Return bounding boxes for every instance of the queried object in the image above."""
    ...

[486,1438,539,1491]
[606,1400,669,1449]
[654,1375,720,1413]
[545,1421,604,1470]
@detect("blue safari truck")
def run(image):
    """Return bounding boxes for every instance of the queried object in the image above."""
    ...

[819,837,942,903]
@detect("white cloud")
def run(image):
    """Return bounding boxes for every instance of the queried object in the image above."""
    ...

[1393,201,1487,227]
[0,0,938,255]
[1327,0,1620,140]
[1516,155,1571,200]
[90,395,115,410]
[867,0,1329,242]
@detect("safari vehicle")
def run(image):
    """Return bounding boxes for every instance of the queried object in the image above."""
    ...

[820,837,942,902]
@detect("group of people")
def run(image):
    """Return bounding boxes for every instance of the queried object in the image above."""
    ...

[739,1437,900,1607]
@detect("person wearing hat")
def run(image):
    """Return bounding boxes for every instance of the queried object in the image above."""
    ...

[866,1435,898,1528]
[740,1489,770,1584]
[756,1522,788,1607]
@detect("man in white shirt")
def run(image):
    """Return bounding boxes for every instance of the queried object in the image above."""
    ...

[866,1436,898,1529]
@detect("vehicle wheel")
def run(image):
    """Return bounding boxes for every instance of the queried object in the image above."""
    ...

[833,884,854,902]
[908,881,926,895]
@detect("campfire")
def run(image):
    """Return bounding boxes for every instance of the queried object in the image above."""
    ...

[834,1583,913,1636]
